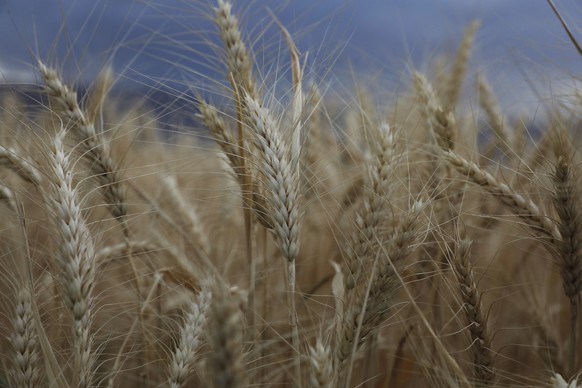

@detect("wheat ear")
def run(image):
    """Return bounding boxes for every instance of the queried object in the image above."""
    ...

[308,338,334,388]
[271,13,304,174]
[208,285,246,388]
[0,145,41,185]
[343,122,397,293]
[551,156,582,374]
[161,174,211,259]
[443,20,480,111]
[476,74,513,158]
[452,239,495,385]
[443,149,560,243]
[85,65,113,124]
[168,291,211,388]
[197,100,241,176]
[215,0,258,99]
[38,62,128,234]
[43,130,96,387]
[413,72,456,150]
[337,201,424,385]
[244,93,302,383]
[213,0,260,342]
[9,289,41,388]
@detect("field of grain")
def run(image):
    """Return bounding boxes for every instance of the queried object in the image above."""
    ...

[0,1,581,387]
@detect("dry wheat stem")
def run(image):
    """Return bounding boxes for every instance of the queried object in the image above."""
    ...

[106,271,167,388]
[339,249,379,388]
[95,240,159,264]
[226,73,260,365]
[387,236,473,388]
[43,130,96,388]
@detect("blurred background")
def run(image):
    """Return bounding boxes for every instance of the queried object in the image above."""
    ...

[0,0,581,114]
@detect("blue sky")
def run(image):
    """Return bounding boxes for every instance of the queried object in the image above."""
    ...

[0,0,581,111]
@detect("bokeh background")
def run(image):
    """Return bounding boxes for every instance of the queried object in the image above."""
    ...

[0,0,581,114]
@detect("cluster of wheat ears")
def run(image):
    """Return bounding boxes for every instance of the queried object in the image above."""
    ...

[1,0,582,387]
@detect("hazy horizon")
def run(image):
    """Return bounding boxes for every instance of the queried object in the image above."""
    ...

[1,0,581,114]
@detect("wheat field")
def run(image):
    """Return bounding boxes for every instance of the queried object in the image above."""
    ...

[0,1,581,387]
